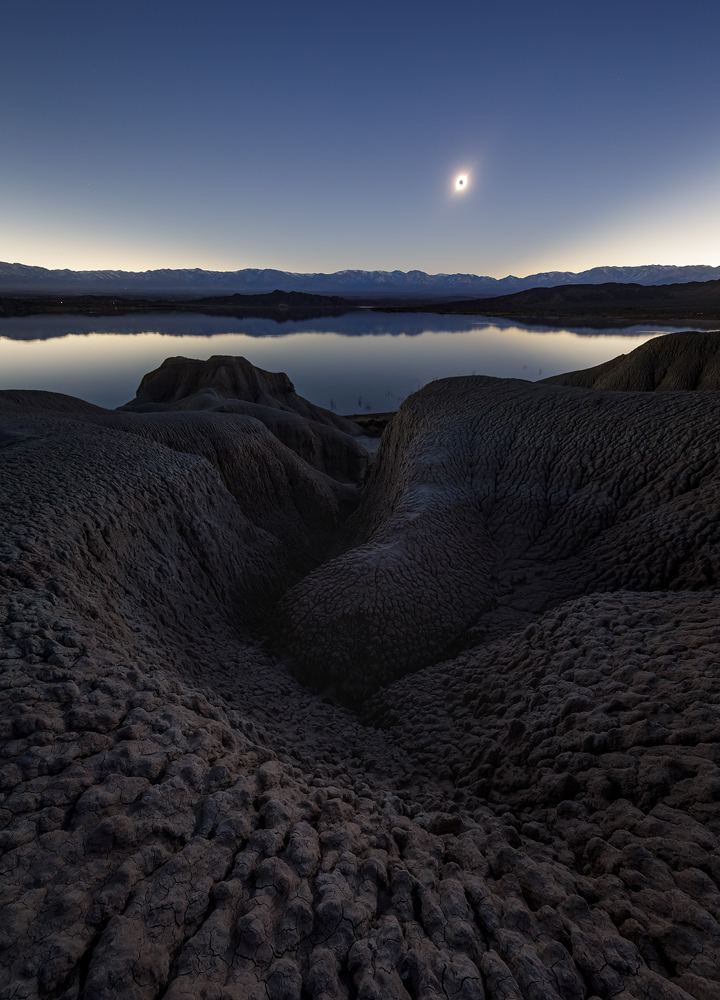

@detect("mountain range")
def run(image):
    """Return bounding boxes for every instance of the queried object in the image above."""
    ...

[2,260,720,298]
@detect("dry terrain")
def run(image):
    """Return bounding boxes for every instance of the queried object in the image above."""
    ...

[3,337,720,1000]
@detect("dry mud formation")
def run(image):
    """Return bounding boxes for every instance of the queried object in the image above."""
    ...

[3,340,720,1000]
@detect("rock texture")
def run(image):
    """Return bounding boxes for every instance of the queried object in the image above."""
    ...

[2,361,720,1000]
[120,355,373,484]
[365,589,720,1000]
[542,329,720,391]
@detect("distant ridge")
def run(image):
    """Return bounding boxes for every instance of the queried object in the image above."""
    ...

[1,260,720,298]
[385,278,720,322]
[0,289,352,320]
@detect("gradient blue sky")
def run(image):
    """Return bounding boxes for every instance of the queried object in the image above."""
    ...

[2,0,719,277]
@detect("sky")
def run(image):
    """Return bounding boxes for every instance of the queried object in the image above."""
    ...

[2,0,720,278]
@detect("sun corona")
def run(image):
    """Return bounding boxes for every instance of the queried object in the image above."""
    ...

[455,174,468,191]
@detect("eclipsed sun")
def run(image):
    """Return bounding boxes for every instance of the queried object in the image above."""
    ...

[455,174,468,191]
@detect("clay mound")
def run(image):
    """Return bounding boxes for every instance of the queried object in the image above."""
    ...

[120,355,370,484]
[542,328,720,390]
[281,375,720,699]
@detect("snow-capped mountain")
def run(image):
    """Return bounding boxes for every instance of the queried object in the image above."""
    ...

[1,261,719,297]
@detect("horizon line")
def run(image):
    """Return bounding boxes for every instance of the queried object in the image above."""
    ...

[2,260,720,282]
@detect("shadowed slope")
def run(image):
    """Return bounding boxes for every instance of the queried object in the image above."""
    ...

[281,375,720,699]
[0,391,355,593]
[542,328,720,390]
[0,388,108,414]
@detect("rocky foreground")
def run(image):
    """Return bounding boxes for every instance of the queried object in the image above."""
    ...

[2,335,720,1000]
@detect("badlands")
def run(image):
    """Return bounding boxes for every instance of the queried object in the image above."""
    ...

[2,332,720,1000]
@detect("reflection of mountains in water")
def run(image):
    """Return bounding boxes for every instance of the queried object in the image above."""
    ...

[0,310,715,342]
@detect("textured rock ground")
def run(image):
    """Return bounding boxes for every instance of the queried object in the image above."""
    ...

[2,358,720,1000]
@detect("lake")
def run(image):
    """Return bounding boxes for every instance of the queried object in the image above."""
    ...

[0,312,713,414]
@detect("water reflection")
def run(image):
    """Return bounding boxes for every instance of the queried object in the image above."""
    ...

[0,312,710,412]
[2,310,714,342]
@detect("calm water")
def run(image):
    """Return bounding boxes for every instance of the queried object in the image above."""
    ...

[0,312,713,414]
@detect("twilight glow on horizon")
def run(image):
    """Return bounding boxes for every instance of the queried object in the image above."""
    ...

[2,0,719,279]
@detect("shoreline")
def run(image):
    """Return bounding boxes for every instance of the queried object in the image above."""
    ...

[4,291,720,331]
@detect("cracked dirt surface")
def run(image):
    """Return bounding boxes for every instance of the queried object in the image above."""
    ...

[2,358,720,1000]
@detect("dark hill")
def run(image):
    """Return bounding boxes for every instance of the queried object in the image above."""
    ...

[0,288,353,320]
[383,277,720,322]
